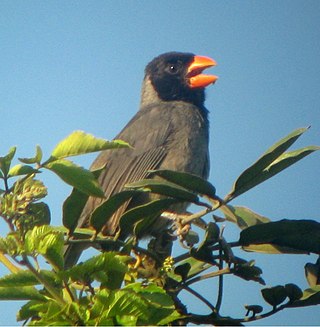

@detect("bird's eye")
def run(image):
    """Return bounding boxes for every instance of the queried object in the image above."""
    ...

[168,64,178,74]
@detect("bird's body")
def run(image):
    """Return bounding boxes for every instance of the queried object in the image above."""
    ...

[64,52,217,268]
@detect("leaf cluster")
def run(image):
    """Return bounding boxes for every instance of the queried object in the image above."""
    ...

[0,128,319,325]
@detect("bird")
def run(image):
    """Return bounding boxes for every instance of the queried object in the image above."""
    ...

[64,51,218,268]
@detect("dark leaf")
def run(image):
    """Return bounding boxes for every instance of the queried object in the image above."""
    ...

[226,127,318,200]
[240,219,320,254]
[119,198,179,237]
[288,286,320,307]
[63,167,103,233]
[90,190,139,234]
[174,263,191,281]
[244,304,263,316]
[28,202,51,226]
[285,283,303,302]
[261,285,287,308]
[151,169,216,198]
[63,188,89,234]
[125,178,199,202]
[233,260,265,285]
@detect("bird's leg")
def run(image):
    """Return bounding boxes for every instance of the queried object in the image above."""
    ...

[161,211,208,247]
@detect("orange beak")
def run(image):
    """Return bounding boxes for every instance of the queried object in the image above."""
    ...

[187,55,218,88]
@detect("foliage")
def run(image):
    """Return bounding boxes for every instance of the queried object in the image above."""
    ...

[0,128,319,325]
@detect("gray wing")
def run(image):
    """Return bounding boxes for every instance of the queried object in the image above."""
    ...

[64,106,173,267]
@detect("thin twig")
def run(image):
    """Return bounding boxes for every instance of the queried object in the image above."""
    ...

[183,267,231,288]
[215,242,224,312]
[183,285,216,312]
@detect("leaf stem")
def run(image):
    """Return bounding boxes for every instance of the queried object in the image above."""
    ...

[21,255,66,307]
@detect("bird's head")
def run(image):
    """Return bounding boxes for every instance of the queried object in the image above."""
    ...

[144,52,218,107]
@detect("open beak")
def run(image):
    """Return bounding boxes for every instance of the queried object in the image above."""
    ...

[187,55,218,88]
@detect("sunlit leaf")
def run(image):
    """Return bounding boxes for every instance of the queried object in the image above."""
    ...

[0,270,57,287]
[305,261,320,287]
[47,130,129,162]
[45,159,104,197]
[63,252,130,290]
[8,164,39,178]
[0,146,16,177]
[221,205,270,229]
[0,286,46,301]
[19,145,43,164]
[25,226,64,271]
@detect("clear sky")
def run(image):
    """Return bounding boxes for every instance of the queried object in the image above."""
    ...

[0,1,319,325]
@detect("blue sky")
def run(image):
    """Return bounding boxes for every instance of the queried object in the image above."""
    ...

[0,1,319,325]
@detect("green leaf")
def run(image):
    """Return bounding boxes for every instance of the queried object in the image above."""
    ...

[19,145,43,164]
[239,219,320,254]
[63,188,89,234]
[221,205,270,229]
[44,158,104,197]
[190,223,220,264]
[28,202,51,226]
[178,257,211,279]
[63,167,103,233]
[90,190,139,234]
[17,300,45,321]
[151,169,216,198]
[25,226,64,270]
[8,164,39,178]
[0,146,16,177]
[226,127,317,200]
[262,285,287,308]
[0,286,46,301]
[119,198,179,237]
[64,252,130,290]
[0,270,57,287]
[47,130,129,162]
[124,283,176,307]
[125,179,199,202]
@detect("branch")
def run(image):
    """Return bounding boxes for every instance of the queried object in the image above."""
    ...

[183,285,216,312]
